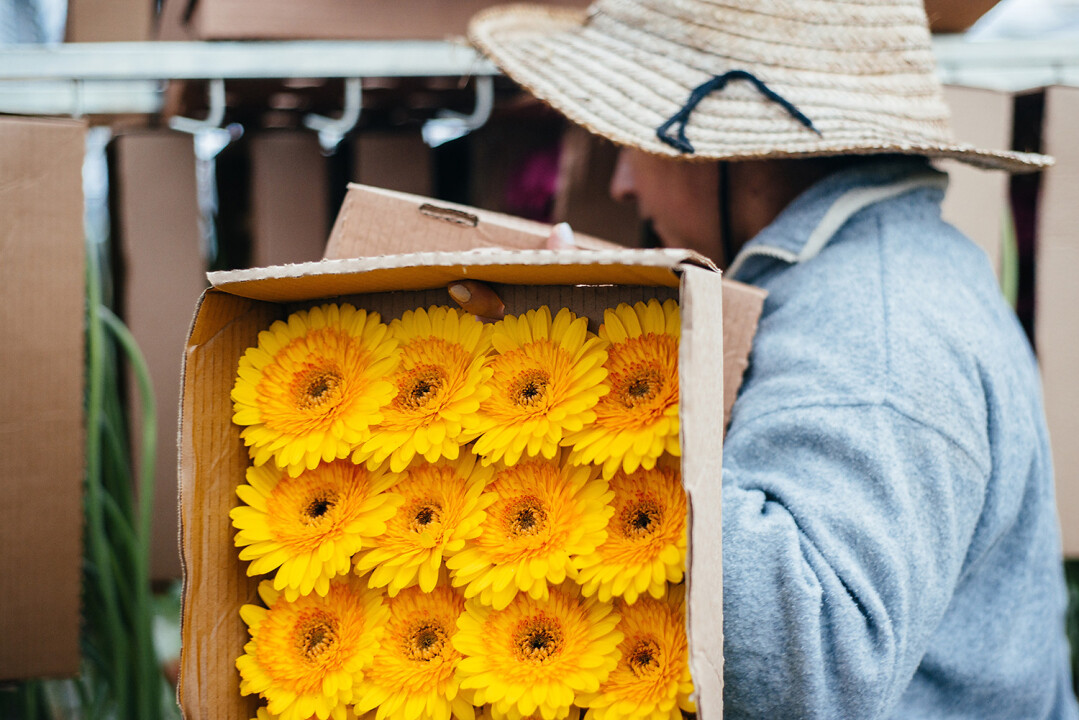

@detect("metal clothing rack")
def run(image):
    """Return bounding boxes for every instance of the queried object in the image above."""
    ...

[0,37,1077,117]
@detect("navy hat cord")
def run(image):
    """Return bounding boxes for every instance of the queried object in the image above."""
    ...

[657,70,822,154]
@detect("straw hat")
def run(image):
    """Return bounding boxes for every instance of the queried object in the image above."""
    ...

[469,0,1050,172]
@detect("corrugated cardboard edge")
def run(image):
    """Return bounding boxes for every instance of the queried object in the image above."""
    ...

[208,248,716,302]
[681,266,726,715]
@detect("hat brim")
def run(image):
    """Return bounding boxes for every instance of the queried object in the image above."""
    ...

[469,4,1051,173]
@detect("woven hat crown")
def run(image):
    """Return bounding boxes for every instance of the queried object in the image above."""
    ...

[469,0,1050,172]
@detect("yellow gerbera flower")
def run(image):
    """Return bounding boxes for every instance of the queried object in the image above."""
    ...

[354,454,494,596]
[354,585,475,720]
[577,586,695,720]
[237,578,388,720]
[468,307,608,466]
[231,459,402,602]
[565,299,680,479]
[446,458,613,610]
[454,584,622,720]
[574,466,686,605]
[232,303,399,478]
[477,706,582,720]
[252,707,362,720]
[356,306,493,473]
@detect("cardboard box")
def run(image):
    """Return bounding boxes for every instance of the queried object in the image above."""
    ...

[354,132,434,199]
[0,116,86,680]
[112,130,207,581]
[158,0,589,40]
[250,131,331,267]
[65,0,154,41]
[179,184,765,718]
[553,125,643,248]
[924,0,1001,33]
[938,85,1015,276]
[1035,85,1079,558]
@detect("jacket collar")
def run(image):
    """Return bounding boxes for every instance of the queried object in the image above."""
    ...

[728,158,949,283]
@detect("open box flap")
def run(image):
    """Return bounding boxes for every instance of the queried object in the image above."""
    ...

[208,248,717,303]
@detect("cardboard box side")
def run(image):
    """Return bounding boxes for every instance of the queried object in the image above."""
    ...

[553,126,643,248]
[354,133,434,198]
[185,0,587,40]
[680,266,726,717]
[250,132,330,267]
[1034,85,1079,558]
[0,116,86,680]
[65,0,154,41]
[115,130,208,580]
[180,290,279,720]
[721,280,767,432]
[324,184,620,260]
[938,86,1013,275]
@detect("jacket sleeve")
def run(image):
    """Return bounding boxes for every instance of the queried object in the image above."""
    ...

[720,401,988,719]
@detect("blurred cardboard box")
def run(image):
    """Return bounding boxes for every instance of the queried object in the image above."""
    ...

[938,85,1015,276]
[178,183,765,718]
[0,116,86,680]
[65,0,155,41]
[159,0,589,40]
[1035,85,1079,558]
[354,131,434,199]
[111,130,207,581]
[249,131,331,267]
[924,0,1001,33]
[553,125,642,249]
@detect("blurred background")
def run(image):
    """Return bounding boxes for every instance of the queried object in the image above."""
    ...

[0,0,1077,717]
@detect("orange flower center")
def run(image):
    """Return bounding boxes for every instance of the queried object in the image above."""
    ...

[509,369,550,408]
[303,491,338,525]
[628,637,662,678]
[406,499,444,533]
[405,619,449,662]
[614,363,664,409]
[396,365,447,413]
[294,366,345,412]
[619,495,663,540]
[297,611,339,662]
[513,615,564,664]
[505,496,548,537]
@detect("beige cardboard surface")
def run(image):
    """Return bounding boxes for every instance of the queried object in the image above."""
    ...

[1035,86,1079,558]
[65,0,154,40]
[181,257,728,720]
[938,86,1014,274]
[114,130,207,580]
[161,0,588,39]
[680,266,726,713]
[324,184,621,260]
[355,132,434,198]
[553,126,642,248]
[250,132,330,267]
[0,116,86,680]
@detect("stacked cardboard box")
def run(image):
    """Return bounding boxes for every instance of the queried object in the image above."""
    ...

[0,117,86,680]
[1035,86,1079,559]
[158,0,590,40]
[112,130,207,580]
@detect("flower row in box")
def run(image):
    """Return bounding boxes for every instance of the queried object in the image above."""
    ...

[229,299,694,720]
[231,300,680,479]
